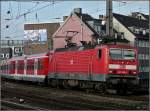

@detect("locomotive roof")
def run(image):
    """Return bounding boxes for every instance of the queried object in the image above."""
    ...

[3,53,49,62]
[27,53,49,59]
[55,46,96,52]
[54,44,135,52]
[106,44,135,49]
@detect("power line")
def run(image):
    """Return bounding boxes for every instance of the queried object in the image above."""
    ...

[1,1,57,31]
[89,1,135,15]
[5,1,63,21]
[1,1,64,39]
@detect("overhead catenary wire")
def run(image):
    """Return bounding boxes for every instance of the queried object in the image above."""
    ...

[89,1,135,15]
[1,1,64,39]
[6,1,63,21]
[1,1,61,31]
[2,2,43,30]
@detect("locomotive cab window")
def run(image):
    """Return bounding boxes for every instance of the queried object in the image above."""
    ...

[123,49,135,60]
[109,48,135,60]
[97,49,102,59]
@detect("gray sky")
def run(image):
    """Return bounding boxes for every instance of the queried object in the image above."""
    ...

[1,1,149,40]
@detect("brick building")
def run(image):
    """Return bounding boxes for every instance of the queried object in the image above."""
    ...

[24,22,60,55]
[53,8,104,49]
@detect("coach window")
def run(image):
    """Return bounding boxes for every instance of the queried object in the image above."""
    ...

[38,59,43,70]
[98,49,102,59]
[27,63,30,70]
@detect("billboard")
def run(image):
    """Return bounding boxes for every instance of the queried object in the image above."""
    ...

[24,29,47,43]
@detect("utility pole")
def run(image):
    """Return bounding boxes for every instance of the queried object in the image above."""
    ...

[106,0,113,37]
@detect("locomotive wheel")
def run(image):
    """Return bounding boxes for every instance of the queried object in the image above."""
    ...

[116,89,127,95]
[50,79,59,88]
[79,81,86,89]
[44,76,48,86]
[116,84,127,95]
[62,80,70,89]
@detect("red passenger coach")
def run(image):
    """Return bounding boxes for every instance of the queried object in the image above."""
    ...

[26,59,34,75]
[9,60,15,75]
[17,59,25,74]
[0,53,49,82]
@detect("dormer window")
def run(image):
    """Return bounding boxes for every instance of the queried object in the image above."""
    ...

[143,30,146,35]
[135,28,140,34]
[138,16,142,19]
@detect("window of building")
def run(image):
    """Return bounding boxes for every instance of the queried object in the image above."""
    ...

[138,54,149,60]
[138,41,149,47]
[139,66,149,72]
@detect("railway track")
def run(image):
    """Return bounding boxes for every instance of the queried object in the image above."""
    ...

[1,100,43,110]
[2,79,148,101]
[2,89,122,110]
[1,79,149,110]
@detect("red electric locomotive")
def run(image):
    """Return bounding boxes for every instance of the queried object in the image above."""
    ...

[48,44,139,93]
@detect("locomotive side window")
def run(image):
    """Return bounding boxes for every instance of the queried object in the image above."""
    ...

[98,49,102,59]
[109,48,122,60]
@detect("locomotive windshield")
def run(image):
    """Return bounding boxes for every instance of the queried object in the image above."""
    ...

[109,48,135,60]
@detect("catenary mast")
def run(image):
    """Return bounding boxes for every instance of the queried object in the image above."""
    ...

[106,0,113,37]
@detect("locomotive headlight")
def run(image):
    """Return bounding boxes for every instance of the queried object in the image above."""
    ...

[132,71,137,74]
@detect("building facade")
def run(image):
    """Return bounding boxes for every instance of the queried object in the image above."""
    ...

[113,13,149,90]
[24,22,60,55]
[0,40,25,60]
[53,8,104,49]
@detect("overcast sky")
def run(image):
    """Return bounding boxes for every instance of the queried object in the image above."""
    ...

[1,1,149,40]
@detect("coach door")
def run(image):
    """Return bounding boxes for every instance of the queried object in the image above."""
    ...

[34,58,38,76]
[24,59,27,75]
[15,60,18,75]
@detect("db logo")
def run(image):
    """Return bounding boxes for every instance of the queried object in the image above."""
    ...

[120,65,126,69]
[70,60,74,64]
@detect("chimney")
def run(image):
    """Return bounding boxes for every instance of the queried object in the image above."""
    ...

[131,12,140,18]
[73,8,82,14]
[63,16,68,21]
